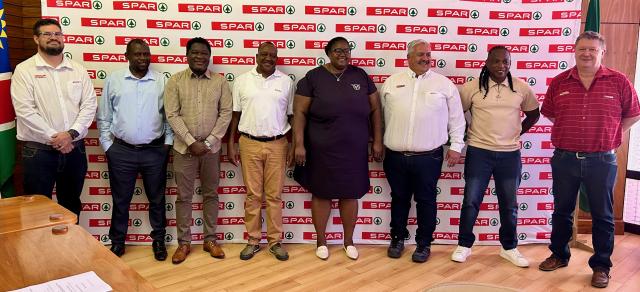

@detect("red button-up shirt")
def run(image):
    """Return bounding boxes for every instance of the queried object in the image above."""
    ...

[541,66,640,152]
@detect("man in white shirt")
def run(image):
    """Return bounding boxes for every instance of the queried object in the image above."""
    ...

[227,42,294,261]
[380,39,465,263]
[11,18,97,217]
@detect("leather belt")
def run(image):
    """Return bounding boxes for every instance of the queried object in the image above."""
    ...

[24,140,84,151]
[241,132,285,142]
[114,136,164,149]
[556,148,615,160]
[393,146,443,157]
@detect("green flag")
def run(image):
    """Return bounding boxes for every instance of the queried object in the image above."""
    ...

[0,1,17,198]
[578,0,600,213]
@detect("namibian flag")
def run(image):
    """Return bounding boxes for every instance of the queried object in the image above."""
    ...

[0,0,16,198]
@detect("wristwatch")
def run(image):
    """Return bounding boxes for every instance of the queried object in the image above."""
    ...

[67,129,79,140]
[203,140,212,150]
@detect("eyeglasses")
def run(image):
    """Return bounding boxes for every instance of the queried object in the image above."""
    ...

[39,32,64,38]
[332,48,351,55]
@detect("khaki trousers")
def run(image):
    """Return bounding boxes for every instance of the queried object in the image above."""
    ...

[173,150,220,244]
[239,135,287,246]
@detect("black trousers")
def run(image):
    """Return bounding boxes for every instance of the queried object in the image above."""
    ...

[106,142,169,244]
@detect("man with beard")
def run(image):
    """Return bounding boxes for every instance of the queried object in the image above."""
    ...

[11,19,96,217]
[451,46,540,267]
[380,39,465,262]
[164,37,232,264]
[227,42,294,261]
[97,39,173,260]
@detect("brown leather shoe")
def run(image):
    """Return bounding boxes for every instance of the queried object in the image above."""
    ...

[538,255,569,271]
[172,244,190,264]
[591,269,610,288]
[203,241,225,259]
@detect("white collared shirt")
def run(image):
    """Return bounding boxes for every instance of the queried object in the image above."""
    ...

[232,67,294,137]
[380,69,466,152]
[11,53,97,144]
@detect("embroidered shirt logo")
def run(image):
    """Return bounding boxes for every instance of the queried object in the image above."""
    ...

[351,83,361,91]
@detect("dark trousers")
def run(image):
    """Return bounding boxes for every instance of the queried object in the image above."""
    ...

[22,141,88,217]
[457,146,521,250]
[383,148,444,246]
[549,149,617,272]
[106,143,169,244]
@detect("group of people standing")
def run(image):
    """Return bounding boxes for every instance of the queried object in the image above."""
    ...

[10,18,639,288]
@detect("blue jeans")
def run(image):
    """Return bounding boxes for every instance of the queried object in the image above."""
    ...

[383,147,444,246]
[22,141,88,217]
[549,149,616,272]
[458,146,521,250]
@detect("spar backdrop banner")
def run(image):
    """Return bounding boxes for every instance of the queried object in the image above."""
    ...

[41,0,582,245]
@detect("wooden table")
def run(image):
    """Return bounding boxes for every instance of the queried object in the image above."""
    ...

[0,195,77,234]
[0,224,156,291]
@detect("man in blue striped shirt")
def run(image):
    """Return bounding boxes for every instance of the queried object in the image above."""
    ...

[97,39,173,261]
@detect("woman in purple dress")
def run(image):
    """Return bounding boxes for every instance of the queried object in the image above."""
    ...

[292,36,383,260]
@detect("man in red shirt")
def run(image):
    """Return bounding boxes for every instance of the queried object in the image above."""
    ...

[539,31,640,288]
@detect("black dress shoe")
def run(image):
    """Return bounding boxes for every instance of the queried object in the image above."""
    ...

[152,240,168,261]
[412,244,431,263]
[387,239,405,258]
[110,244,125,257]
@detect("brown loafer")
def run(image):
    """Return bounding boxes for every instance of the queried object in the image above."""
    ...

[203,241,225,259]
[538,255,569,271]
[172,243,190,264]
[591,269,610,288]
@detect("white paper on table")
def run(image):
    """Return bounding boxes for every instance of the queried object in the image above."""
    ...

[10,271,112,292]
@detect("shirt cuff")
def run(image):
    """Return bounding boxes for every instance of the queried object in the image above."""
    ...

[449,142,464,153]
[184,134,197,146]
[164,135,174,145]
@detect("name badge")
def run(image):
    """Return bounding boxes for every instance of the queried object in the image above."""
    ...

[396,85,405,88]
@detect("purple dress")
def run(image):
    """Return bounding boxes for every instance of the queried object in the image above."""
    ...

[294,65,376,199]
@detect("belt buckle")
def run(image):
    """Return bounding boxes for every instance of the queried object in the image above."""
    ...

[575,152,586,160]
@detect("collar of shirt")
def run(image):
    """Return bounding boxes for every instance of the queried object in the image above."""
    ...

[189,68,212,79]
[406,69,431,80]
[124,69,157,81]
[488,78,509,90]
[34,53,72,70]
[566,65,613,81]
[250,66,285,80]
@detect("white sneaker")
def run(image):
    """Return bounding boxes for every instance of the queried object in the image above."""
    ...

[451,245,472,263]
[343,245,359,260]
[316,246,329,260]
[500,247,529,267]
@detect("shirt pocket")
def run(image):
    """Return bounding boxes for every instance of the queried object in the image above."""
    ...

[424,91,447,110]
[67,81,83,105]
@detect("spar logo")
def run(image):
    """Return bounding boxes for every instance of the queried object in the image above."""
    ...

[85,170,100,179]
[61,17,71,26]
[520,28,568,36]
[437,202,461,210]
[317,57,326,66]
[522,156,551,164]
[113,1,164,11]
[447,76,468,85]
[541,141,554,149]
[370,75,390,83]
[225,73,235,82]
[283,216,313,224]
[288,74,296,81]
[162,72,171,79]
[434,232,458,240]
[396,25,439,34]
[519,203,529,211]
[552,10,581,19]
[81,17,130,28]
[178,3,222,13]
[518,188,551,195]
[242,5,293,14]
[213,56,255,65]
[218,217,245,225]
[336,24,385,33]
[437,60,446,68]
[366,7,417,17]
[362,232,391,240]
[115,36,160,46]
[82,203,110,212]
[366,41,406,51]
[450,187,490,196]
[362,201,391,209]
[303,232,343,240]
[369,170,386,178]
[147,19,200,30]
[179,38,226,48]
[517,218,549,226]
[456,60,485,69]
[522,140,533,149]
[538,203,554,211]
[84,53,127,62]
[84,138,99,146]
[527,77,537,86]
[305,6,347,15]
[528,125,552,133]
[488,44,532,53]
[274,23,323,32]
[489,11,540,20]
[243,40,292,49]
[517,61,559,70]
[521,172,531,180]
[450,218,491,226]
[349,58,376,67]
[549,44,575,53]
[539,172,553,180]
[212,22,255,31]
[428,8,471,18]
[63,34,94,44]
[218,186,247,194]
[224,202,235,210]
[305,40,329,49]
[432,42,468,52]
[277,57,316,66]
[47,0,92,9]
[458,26,503,36]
